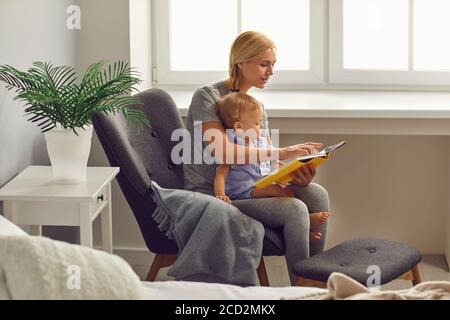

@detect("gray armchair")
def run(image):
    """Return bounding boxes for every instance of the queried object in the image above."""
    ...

[92,88,286,285]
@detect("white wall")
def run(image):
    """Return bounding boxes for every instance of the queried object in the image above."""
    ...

[0,0,77,186]
[281,134,447,254]
[0,0,149,246]
[447,139,450,265]
[76,0,131,72]
[76,0,148,248]
[0,0,77,238]
[129,0,152,92]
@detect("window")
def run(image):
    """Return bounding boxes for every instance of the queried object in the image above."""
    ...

[153,0,450,88]
[414,0,450,71]
[330,0,450,85]
[152,0,324,86]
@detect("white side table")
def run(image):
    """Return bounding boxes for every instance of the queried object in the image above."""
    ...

[0,166,119,253]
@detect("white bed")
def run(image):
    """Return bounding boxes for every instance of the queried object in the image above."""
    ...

[0,214,324,300]
[142,280,324,300]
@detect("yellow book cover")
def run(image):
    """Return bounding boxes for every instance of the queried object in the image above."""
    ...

[254,141,346,189]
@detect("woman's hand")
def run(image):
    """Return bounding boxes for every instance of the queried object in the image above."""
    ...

[279,142,323,160]
[289,164,316,187]
[216,194,232,204]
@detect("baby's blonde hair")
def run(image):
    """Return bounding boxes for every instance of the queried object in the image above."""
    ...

[229,31,276,91]
[217,93,261,129]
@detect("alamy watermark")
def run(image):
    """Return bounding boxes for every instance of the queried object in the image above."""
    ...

[170,122,280,165]
[66,265,81,290]
[366,265,381,288]
[66,5,81,30]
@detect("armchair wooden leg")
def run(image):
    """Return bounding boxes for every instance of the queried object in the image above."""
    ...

[295,276,305,287]
[295,276,327,288]
[257,258,270,287]
[411,264,422,286]
[147,255,274,286]
[145,254,177,281]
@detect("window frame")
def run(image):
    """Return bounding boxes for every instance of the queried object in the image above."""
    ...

[152,0,325,86]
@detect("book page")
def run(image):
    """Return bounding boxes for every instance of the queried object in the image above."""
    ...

[320,141,346,154]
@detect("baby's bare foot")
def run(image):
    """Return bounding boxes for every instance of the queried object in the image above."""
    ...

[310,231,322,241]
[310,211,331,229]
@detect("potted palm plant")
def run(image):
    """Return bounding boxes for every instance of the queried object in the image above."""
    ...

[0,61,149,184]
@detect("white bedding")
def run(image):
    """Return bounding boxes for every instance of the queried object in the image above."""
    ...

[0,214,325,300]
[0,214,27,236]
[142,280,325,300]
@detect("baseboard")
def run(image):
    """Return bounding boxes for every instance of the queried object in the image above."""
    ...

[109,247,175,281]
[111,246,155,267]
[444,254,450,272]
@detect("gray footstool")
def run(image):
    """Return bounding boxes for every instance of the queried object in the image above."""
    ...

[293,238,422,288]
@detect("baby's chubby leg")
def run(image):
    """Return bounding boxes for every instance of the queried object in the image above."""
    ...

[251,184,324,240]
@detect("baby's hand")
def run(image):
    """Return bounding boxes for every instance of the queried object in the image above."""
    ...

[216,194,232,204]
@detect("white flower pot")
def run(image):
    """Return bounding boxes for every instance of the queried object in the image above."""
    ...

[44,126,93,184]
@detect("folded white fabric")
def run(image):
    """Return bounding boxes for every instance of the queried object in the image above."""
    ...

[288,272,450,300]
[0,215,28,299]
[0,235,144,300]
[0,269,9,299]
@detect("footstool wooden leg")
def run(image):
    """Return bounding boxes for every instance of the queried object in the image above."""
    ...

[398,271,414,281]
[411,264,422,286]
[397,264,422,286]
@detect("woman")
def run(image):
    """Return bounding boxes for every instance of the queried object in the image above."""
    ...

[184,31,331,285]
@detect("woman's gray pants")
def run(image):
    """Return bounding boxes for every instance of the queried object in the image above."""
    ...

[232,183,330,286]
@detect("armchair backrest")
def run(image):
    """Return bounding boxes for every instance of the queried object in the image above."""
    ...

[92,89,184,254]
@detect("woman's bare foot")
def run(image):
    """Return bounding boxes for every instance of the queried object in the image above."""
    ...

[310,211,331,229]
[310,231,321,240]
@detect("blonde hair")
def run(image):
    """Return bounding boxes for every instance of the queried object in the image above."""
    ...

[217,93,261,129]
[229,31,276,91]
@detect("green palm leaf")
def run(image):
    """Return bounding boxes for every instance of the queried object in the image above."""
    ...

[0,60,149,134]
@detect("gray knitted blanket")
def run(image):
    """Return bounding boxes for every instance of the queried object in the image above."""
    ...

[150,181,264,286]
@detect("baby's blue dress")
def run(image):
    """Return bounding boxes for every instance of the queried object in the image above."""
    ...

[225,131,272,200]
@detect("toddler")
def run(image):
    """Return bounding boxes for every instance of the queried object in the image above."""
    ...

[214,93,330,237]
[214,92,293,202]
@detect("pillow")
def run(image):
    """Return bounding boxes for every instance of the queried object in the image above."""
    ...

[0,215,27,300]
[0,214,28,236]
[0,268,10,300]
[0,235,144,300]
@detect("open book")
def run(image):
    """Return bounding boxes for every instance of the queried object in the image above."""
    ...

[254,141,346,189]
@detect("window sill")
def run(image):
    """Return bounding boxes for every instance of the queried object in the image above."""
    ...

[168,89,450,135]
[170,89,450,119]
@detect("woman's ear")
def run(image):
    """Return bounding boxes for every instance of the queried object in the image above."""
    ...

[237,62,243,70]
